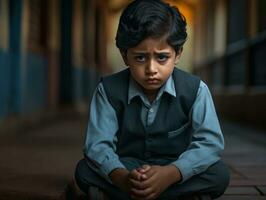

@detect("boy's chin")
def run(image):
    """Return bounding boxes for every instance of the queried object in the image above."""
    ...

[142,85,162,92]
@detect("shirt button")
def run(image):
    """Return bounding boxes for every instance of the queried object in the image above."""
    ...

[149,108,154,113]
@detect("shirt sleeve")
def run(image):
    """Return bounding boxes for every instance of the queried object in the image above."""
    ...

[83,82,126,182]
[172,80,224,183]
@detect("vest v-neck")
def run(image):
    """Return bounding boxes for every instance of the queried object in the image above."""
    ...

[142,93,168,131]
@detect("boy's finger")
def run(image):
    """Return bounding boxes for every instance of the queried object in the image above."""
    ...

[131,187,153,198]
[140,173,148,180]
[130,169,142,180]
[139,164,151,173]
[131,172,156,190]
[141,167,156,180]
[136,167,143,173]
[142,165,150,170]
[139,170,157,187]
[129,178,147,190]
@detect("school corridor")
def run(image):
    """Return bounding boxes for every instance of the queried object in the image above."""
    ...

[0,0,266,199]
[0,116,265,200]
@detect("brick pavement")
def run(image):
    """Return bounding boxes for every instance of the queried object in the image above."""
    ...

[0,118,86,200]
[0,118,265,199]
[218,121,266,200]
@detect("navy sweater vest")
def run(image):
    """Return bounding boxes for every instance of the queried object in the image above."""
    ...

[102,68,200,164]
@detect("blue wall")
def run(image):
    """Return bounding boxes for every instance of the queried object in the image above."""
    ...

[1,0,99,122]
[73,66,99,105]
[73,67,83,103]
[0,50,11,118]
[0,51,47,118]
[0,0,48,119]
[0,51,21,117]
[20,53,47,114]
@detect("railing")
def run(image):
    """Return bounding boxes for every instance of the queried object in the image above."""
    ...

[194,30,266,93]
[194,31,266,128]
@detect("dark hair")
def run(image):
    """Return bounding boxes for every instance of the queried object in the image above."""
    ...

[116,0,187,53]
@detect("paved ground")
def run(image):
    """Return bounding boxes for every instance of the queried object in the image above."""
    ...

[0,117,86,200]
[0,117,266,199]
[218,121,266,200]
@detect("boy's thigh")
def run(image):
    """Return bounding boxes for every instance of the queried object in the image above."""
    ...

[74,157,145,190]
[158,160,230,199]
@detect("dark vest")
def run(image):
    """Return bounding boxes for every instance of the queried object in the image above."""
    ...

[102,68,200,164]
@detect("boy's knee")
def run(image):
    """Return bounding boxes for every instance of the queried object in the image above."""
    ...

[74,159,89,193]
[207,160,230,198]
[75,159,85,181]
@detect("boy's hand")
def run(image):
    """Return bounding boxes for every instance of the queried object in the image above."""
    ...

[109,168,131,192]
[130,165,181,200]
[109,168,143,193]
[136,165,151,180]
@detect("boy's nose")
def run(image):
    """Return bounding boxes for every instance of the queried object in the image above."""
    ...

[145,59,158,75]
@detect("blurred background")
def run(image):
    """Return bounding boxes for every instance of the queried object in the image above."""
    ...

[0,0,265,129]
[0,0,266,199]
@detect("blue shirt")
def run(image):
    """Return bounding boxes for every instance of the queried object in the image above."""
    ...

[83,74,224,183]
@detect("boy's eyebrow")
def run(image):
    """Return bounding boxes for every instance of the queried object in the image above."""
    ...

[132,51,172,55]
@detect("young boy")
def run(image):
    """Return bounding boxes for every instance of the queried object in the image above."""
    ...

[75,0,230,199]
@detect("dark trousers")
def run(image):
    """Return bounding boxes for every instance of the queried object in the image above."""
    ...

[75,158,230,200]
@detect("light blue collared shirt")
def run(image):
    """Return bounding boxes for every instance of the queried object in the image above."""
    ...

[84,73,224,183]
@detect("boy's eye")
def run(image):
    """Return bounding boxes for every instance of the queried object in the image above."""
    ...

[135,55,146,62]
[157,54,169,62]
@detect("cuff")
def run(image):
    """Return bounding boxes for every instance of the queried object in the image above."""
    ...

[101,158,126,182]
[172,159,194,183]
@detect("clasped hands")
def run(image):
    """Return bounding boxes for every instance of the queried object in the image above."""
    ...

[110,164,181,200]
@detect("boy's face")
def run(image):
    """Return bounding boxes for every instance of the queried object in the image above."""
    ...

[123,37,181,96]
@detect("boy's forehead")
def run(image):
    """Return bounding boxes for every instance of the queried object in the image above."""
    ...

[130,37,173,52]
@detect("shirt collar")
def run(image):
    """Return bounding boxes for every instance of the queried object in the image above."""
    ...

[128,74,176,104]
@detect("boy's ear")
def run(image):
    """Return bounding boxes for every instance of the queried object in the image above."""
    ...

[120,50,129,66]
[174,48,183,65]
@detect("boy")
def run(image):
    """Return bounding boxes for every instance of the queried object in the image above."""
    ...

[75,0,230,199]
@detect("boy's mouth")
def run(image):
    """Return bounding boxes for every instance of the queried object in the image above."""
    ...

[146,78,160,84]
